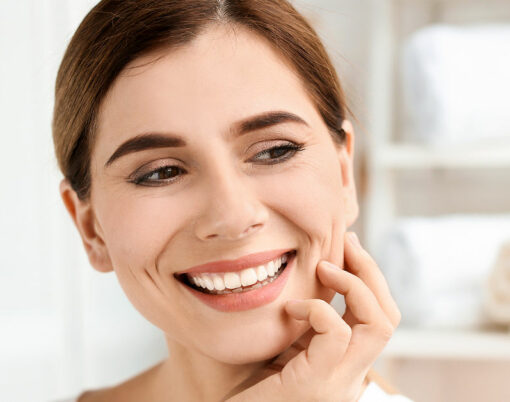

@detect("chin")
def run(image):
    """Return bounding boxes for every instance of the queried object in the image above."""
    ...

[203,316,309,365]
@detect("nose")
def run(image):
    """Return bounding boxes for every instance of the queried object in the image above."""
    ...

[193,167,268,241]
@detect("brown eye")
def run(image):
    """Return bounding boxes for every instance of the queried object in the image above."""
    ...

[149,166,180,180]
[130,142,306,187]
[132,165,185,186]
[251,143,305,165]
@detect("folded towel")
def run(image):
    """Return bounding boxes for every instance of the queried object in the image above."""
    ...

[401,24,510,147]
[483,240,510,327]
[375,215,510,329]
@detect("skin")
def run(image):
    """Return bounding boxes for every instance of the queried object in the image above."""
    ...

[60,23,401,401]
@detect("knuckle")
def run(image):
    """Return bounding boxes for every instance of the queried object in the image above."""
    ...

[310,299,331,313]
[308,299,334,327]
[378,322,395,342]
[349,273,365,288]
[333,320,352,340]
[315,299,330,308]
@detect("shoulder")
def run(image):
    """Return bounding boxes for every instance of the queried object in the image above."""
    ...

[68,362,161,402]
[50,388,114,402]
[55,361,164,402]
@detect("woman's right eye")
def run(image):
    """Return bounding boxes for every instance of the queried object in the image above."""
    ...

[130,165,186,186]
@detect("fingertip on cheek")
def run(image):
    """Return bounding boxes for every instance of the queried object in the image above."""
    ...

[318,260,343,271]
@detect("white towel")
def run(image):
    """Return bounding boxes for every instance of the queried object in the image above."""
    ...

[375,215,510,329]
[483,240,510,327]
[401,24,510,147]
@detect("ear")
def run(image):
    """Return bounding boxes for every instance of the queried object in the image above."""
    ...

[336,119,359,228]
[59,179,113,273]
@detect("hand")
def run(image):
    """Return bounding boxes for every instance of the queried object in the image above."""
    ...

[224,231,401,402]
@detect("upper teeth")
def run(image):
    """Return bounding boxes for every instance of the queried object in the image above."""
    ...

[187,253,288,291]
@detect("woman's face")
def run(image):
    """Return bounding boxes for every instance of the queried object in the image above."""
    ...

[66,24,358,364]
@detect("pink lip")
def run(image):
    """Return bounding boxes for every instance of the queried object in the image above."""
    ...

[175,248,294,275]
[179,251,296,312]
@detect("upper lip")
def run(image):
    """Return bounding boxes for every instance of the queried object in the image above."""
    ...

[175,248,295,276]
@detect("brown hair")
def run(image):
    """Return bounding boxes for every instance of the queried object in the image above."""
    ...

[53,0,350,200]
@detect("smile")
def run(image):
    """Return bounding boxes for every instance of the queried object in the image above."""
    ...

[175,250,297,312]
[185,251,293,295]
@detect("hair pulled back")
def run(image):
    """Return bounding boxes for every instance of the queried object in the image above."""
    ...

[53,0,349,200]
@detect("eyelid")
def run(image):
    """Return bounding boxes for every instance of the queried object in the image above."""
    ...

[130,140,294,176]
[128,157,184,181]
[249,142,304,163]
[247,139,292,154]
[128,140,305,186]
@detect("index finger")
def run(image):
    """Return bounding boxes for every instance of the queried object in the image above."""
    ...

[344,232,401,327]
[316,262,394,373]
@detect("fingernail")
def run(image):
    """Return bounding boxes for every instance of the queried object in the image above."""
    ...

[348,232,361,247]
[321,261,340,270]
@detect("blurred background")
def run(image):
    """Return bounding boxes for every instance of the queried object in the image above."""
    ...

[1,0,510,401]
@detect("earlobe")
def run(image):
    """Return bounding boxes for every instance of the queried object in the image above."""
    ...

[336,119,359,227]
[59,179,114,273]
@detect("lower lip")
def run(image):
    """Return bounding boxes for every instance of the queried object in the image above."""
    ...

[179,252,296,312]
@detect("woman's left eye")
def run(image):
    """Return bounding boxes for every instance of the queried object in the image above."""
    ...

[250,143,305,165]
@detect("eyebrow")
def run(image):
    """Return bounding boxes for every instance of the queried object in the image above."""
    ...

[104,110,309,167]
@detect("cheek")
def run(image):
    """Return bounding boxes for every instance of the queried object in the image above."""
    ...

[259,155,345,302]
[96,191,191,269]
[94,192,200,332]
[257,152,347,295]
[260,153,346,246]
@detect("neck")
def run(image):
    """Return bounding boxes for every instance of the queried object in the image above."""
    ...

[87,337,374,402]
[153,336,271,402]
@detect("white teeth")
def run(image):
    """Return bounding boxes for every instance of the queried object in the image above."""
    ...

[267,260,276,276]
[187,252,292,292]
[211,274,225,291]
[224,272,242,289]
[256,265,268,281]
[240,268,258,287]
[202,275,214,291]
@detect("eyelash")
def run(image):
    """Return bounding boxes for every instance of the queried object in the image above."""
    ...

[128,142,306,187]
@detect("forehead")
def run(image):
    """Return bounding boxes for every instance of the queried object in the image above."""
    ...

[94,24,319,160]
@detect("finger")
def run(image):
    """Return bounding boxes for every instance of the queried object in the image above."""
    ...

[316,263,394,372]
[341,304,357,328]
[284,298,351,378]
[317,263,386,325]
[344,232,402,327]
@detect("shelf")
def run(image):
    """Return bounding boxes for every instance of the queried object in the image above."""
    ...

[375,143,510,169]
[380,327,510,360]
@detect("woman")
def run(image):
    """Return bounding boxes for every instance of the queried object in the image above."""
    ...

[52,0,411,401]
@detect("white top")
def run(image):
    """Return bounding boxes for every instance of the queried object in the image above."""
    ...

[360,381,414,401]
[52,381,414,401]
